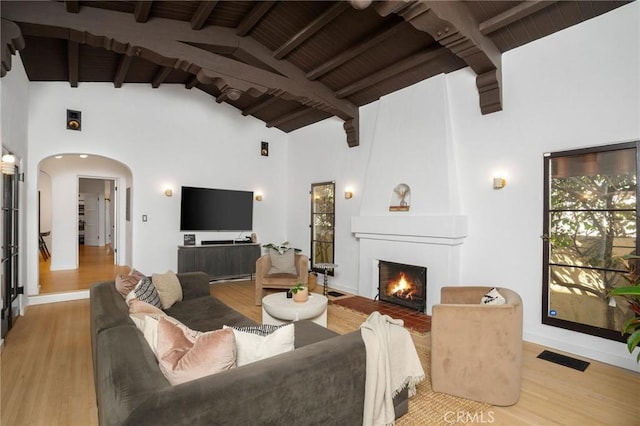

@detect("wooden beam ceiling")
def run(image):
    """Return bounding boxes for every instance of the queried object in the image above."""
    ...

[1,18,25,77]
[374,0,503,114]
[1,1,360,145]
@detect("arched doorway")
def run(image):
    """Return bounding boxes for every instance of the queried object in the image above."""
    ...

[37,154,132,294]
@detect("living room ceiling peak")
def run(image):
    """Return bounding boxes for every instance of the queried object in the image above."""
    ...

[1,0,630,147]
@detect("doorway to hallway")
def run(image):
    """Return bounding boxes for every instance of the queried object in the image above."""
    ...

[39,244,129,293]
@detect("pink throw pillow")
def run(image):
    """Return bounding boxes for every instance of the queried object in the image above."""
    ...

[115,274,140,297]
[156,317,236,385]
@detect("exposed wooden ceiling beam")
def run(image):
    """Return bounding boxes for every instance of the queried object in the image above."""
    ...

[65,1,79,14]
[2,1,360,146]
[185,75,199,89]
[134,1,153,23]
[374,0,503,114]
[307,22,405,81]
[114,55,132,88]
[68,40,79,87]
[152,65,172,88]
[479,1,557,35]
[266,107,312,128]
[191,1,218,30]
[242,95,280,116]
[1,18,25,77]
[236,1,276,37]
[273,2,350,60]
[336,46,447,98]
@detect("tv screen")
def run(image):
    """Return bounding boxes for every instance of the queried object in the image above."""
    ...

[180,186,253,231]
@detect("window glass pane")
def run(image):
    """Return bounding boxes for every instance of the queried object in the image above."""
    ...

[549,265,631,331]
[543,143,638,342]
[310,182,335,272]
[312,241,333,264]
[549,210,636,268]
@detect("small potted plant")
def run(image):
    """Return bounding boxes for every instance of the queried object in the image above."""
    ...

[290,283,309,303]
[262,241,301,254]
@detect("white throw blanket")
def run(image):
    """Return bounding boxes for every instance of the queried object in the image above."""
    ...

[360,311,425,426]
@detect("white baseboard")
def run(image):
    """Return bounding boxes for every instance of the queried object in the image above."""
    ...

[28,290,89,306]
[524,331,640,373]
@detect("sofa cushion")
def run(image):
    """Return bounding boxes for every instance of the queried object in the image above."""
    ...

[164,296,257,332]
[95,325,170,426]
[133,277,162,308]
[157,317,236,385]
[152,271,183,309]
[225,323,295,366]
[267,249,297,275]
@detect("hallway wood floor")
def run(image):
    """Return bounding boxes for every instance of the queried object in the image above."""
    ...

[38,244,129,293]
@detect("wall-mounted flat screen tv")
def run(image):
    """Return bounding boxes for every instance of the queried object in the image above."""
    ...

[180,186,253,231]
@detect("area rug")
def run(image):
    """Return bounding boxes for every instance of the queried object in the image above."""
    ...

[396,346,493,425]
[328,304,491,425]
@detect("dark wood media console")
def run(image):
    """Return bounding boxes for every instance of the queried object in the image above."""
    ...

[177,243,261,281]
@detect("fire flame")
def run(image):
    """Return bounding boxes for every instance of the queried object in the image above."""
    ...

[388,273,415,300]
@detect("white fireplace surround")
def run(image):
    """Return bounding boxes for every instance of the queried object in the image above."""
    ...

[352,214,467,314]
[352,215,467,245]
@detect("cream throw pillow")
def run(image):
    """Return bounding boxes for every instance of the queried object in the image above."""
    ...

[129,299,165,315]
[157,317,236,385]
[267,249,297,275]
[152,271,183,309]
[224,323,295,366]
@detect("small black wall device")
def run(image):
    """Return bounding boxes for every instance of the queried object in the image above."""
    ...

[67,109,81,131]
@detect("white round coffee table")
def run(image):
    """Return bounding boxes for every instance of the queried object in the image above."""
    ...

[262,292,328,327]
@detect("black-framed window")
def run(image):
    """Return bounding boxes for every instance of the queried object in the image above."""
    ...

[310,181,335,275]
[542,141,639,342]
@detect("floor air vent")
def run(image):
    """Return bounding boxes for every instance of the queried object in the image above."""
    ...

[537,350,590,371]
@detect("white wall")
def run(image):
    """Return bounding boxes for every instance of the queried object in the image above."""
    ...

[288,2,639,370]
[450,2,639,371]
[287,117,370,294]
[26,83,288,296]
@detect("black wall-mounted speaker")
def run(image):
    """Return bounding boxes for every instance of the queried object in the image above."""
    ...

[67,109,81,131]
[261,141,269,156]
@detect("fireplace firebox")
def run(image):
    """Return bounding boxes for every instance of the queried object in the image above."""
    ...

[378,261,426,312]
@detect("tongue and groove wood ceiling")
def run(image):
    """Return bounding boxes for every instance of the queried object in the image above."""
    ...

[1,1,630,146]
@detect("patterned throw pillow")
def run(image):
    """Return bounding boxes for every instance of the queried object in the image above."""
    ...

[230,324,287,337]
[481,288,506,305]
[224,323,295,367]
[133,277,162,308]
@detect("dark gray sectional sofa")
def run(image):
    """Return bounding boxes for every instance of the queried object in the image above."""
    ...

[90,271,407,425]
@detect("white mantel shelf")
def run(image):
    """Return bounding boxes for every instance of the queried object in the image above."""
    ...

[351,215,468,246]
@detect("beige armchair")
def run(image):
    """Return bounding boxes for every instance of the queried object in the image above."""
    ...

[255,254,308,305]
[430,286,523,406]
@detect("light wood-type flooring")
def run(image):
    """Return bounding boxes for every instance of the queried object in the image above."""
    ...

[38,244,130,293]
[3,262,639,425]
